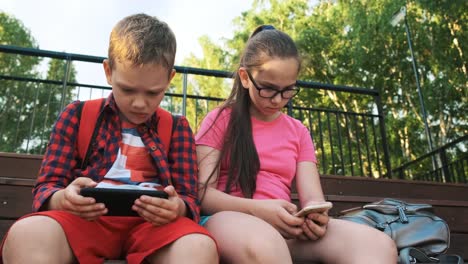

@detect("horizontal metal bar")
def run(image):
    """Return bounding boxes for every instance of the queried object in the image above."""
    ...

[1,44,378,96]
[392,134,468,171]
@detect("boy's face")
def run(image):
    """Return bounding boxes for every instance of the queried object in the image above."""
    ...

[103,59,175,125]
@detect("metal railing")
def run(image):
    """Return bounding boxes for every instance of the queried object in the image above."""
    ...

[392,135,468,183]
[0,45,391,178]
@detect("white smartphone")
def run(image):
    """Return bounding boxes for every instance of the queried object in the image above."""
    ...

[294,202,333,217]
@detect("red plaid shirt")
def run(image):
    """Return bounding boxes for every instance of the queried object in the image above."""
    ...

[33,94,200,222]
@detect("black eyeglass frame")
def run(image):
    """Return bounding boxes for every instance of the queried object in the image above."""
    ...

[245,70,300,99]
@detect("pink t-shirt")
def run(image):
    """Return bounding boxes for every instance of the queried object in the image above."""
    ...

[195,108,317,201]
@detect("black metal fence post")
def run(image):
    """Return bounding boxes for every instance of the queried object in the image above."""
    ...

[375,94,392,178]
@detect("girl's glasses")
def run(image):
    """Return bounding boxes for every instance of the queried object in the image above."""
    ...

[246,71,300,99]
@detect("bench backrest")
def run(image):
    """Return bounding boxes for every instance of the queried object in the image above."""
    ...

[0,152,467,260]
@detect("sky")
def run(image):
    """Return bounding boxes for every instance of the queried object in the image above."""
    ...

[1,0,254,84]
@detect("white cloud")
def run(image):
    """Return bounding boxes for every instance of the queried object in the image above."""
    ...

[1,0,252,61]
[1,0,253,84]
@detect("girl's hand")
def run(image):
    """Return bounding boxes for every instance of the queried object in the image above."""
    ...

[133,185,186,226]
[252,199,304,239]
[297,211,329,241]
[49,177,107,221]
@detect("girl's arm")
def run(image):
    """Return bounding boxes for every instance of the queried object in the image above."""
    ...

[295,161,330,240]
[197,145,304,238]
[197,145,260,215]
[295,161,327,207]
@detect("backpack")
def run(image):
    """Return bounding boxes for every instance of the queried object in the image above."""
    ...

[76,98,174,169]
[339,198,464,263]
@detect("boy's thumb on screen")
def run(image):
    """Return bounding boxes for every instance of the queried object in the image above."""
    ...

[74,177,97,187]
[164,185,177,197]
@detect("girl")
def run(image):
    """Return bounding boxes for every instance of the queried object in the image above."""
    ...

[195,25,397,263]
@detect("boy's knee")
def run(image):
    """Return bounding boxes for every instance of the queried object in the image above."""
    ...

[170,233,218,262]
[3,216,62,262]
[5,216,45,242]
[180,233,217,253]
[12,215,60,233]
[3,216,65,251]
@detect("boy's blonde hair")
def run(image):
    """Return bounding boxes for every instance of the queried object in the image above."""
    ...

[108,13,176,71]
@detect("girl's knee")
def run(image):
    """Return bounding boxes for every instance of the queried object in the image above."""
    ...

[238,221,289,262]
[246,230,285,254]
[326,219,398,261]
[359,224,397,251]
[205,212,291,263]
[350,223,398,261]
[376,231,398,257]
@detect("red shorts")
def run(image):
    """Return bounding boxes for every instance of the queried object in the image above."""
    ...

[1,211,213,264]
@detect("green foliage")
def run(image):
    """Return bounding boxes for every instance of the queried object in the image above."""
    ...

[0,12,76,154]
[169,36,232,130]
[186,0,466,179]
[1,2,465,180]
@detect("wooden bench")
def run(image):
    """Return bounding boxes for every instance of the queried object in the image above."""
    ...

[1,152,467,262]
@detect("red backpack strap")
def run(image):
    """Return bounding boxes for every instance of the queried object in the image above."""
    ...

[77,98,105,165]
[156,107,173,155]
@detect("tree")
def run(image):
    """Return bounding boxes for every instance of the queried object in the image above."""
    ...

[0,12,76,154]
[187,0,467,179]
[296,0,467,172]
[165,36,232,130]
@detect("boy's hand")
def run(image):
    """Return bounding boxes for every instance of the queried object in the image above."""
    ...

[48,177,107,220]
[133,185,186,226]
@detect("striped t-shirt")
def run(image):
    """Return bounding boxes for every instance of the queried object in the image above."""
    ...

[96,121,162,190]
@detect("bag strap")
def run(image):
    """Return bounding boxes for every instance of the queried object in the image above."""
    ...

[156,107,173,155]
[77,98,105,169]
[398,247,439,264]
[437,254,464,264]
[163,113,179,186]
[399,247,465,264]
[77,98,174,169]
[398,247,464,264]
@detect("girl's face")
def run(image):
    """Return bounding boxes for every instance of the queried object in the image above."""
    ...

[239,58,299,122]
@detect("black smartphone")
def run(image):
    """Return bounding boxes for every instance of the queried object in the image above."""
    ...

[80,187,169,217]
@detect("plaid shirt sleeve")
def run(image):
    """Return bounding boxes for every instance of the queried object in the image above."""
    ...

[32,101,81,212]
[168,116,200,222]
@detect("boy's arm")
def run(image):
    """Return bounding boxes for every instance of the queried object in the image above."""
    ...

[167,116,200,222]
[33,101,82,212]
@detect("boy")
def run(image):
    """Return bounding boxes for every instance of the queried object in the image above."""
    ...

[1,13,218,264]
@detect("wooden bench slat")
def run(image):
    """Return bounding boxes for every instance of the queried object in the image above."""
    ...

[0,219,15,240]
[0,177,35,186]
[1,153,467,261]
[319,175,468,201]
[448,233,468,260]
[0,185,33,219]
[0,152,42,180]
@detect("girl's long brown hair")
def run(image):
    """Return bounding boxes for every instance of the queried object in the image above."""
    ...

[200,25,301,198]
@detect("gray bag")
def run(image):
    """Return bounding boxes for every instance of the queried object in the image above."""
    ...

[399,247,464,264]
[339,198,451,260]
